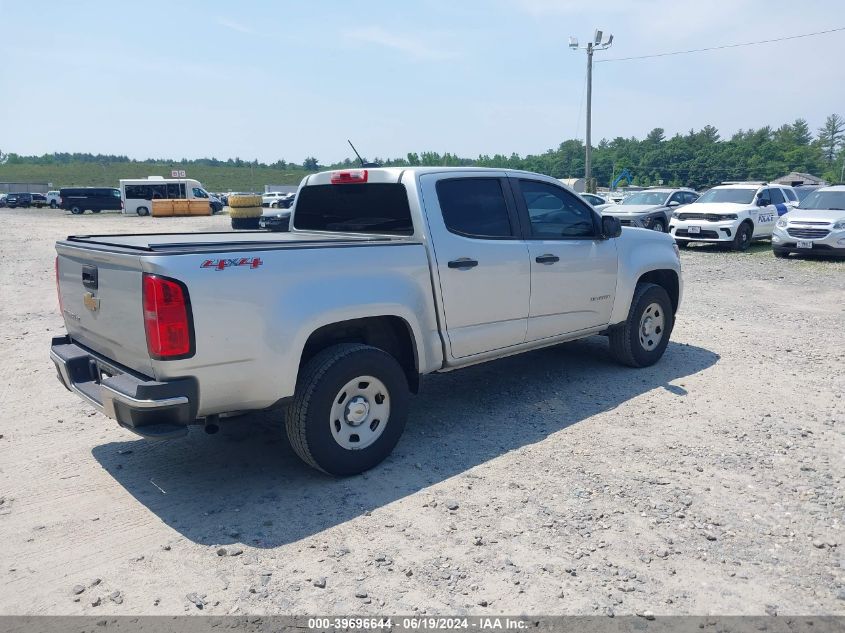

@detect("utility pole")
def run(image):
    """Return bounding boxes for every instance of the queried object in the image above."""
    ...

[570,30,613,193]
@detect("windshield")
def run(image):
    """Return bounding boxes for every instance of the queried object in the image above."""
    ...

[695,188,756,204]
[794,187,819,201]
[798,191,845,211]
[621,191,668,206]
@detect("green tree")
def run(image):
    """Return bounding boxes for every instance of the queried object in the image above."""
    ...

[302,157,319,171]
[817,114,845,163]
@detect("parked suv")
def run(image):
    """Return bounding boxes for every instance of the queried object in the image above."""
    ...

[602,188,698,233]
[6,193,32,208]
[670,183,798,251]
[31,193,48,208]
[772,185,845,258]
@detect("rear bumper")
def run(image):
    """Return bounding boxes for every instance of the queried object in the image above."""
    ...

[50,335,198,439]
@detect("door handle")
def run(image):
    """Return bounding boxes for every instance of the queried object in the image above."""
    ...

[448,258,478,269]
[535,254,560,264]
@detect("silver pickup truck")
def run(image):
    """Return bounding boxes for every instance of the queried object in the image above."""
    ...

[51,167,683,475]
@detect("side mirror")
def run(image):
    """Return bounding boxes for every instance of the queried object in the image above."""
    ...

[601,215,622,239]
[757,197,769,207]
[667,200,680,207]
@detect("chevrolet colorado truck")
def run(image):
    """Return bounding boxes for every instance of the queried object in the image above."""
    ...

[51,167,683,475]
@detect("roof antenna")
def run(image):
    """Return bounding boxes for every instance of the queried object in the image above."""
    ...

[347,140,378,168]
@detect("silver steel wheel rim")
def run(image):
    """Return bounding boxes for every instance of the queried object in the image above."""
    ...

[329,375,390,450]
[638,302,665,352]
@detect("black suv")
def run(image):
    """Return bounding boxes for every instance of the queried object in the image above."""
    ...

[6,193,33,208]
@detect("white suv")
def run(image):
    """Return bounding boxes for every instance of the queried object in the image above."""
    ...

[670,183,798,251]
[772,185,845,258]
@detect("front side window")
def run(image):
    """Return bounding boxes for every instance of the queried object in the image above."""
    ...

[519,180,595,238]
[668,192,686,205]
[769,188,785,205]
[192,187,209,199]
[436,178,513,238]
[784,188,798,202]
[758,189,772,205]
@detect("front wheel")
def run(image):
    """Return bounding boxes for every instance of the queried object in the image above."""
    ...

[285,343,409,476]
[732,221,753,251]
[675,239,690,249]
[608,283,674,368]
[773,249,789,259]
[651,219,667,233]
[50,201,58,208]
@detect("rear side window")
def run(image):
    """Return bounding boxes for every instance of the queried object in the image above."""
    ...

[293,183,413,235]
[436,178,513,238]
[783,188,798,202]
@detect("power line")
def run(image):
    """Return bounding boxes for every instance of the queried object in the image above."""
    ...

[595,26,845,63]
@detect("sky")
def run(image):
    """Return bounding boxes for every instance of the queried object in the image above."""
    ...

[1,0,843,164]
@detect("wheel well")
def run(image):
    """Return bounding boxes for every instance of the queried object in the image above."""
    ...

[638,270,680,314]
[300,316,419,393]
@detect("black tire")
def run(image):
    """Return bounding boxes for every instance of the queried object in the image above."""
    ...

[285,343,409,476]
[231,216,260,230]
[91,209,101,214]
[70,206,84,215]
[137,206,150,216]
[675,239,690,249]
[608,282,674,368]
[50,201,58,209]
[651,219,667,233]
[731,221,753,251]
[773,249,789,259]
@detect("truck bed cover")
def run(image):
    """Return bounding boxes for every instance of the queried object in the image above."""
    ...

[59,231,415,255]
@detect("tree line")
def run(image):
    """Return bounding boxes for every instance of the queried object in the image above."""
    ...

[2,114,842,190]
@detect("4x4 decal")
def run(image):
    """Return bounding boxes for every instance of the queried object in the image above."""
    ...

[201,257,263,271]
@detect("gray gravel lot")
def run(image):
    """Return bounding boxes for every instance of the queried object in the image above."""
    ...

[0,208,842,616]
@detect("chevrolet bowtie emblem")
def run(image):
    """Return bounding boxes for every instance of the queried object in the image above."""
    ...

[83,292,100,312]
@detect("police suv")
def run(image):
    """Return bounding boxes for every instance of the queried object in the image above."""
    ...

[670,182,798,251]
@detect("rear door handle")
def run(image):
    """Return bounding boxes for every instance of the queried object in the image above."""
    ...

[448,258,478,269]
[535,254,560,264]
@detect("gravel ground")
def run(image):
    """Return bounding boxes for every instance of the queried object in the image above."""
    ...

[0,208,842,616]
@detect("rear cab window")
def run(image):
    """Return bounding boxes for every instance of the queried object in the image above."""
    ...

[293,183,413,235]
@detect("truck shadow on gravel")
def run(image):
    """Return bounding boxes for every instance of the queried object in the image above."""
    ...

[92,337,718,548]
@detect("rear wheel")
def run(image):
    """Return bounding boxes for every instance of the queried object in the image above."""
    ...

[285,343,409,476]
[136,206,150,216]
[70,206,84,215]
[732,221,753,251]
[608,283,673,368]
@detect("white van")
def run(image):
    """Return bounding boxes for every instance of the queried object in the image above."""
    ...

[119,177,212,216]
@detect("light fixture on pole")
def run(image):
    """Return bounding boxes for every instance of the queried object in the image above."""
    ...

[570,29,613,192]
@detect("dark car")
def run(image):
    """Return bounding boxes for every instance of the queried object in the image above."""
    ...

[6,193,33,208]
[258,207,291,232]
[59,187,123,214]
[209,195,224,214]
[31,193,48,208]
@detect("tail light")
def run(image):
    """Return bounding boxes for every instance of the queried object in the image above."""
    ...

[330,169,368,184]
[142,274,194,359]
[55,257,64,314]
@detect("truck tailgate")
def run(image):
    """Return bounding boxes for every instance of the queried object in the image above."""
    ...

[56,245,154,376]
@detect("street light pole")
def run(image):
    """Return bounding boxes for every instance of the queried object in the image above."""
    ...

[585,42,593,192]
[570,30,613,193]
